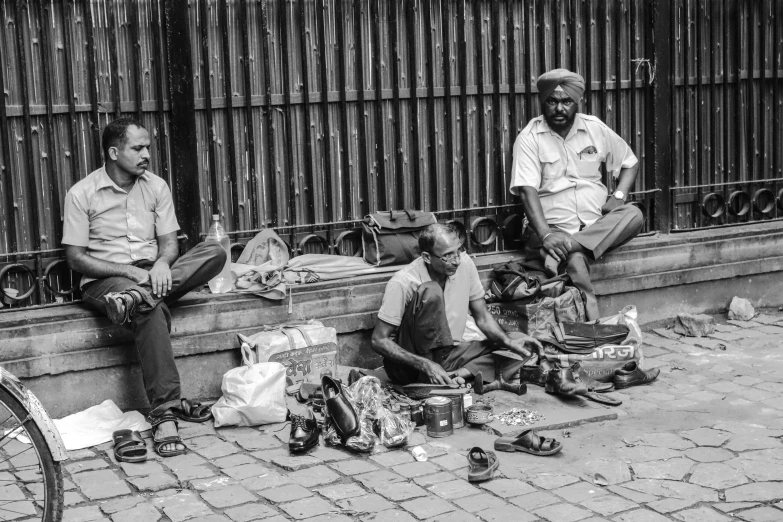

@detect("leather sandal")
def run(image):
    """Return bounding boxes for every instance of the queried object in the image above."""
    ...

[467,447,499,482]
[149,412,188,458]
[494,429,562,456]
[171,399,214,423]
[112,429,147,463]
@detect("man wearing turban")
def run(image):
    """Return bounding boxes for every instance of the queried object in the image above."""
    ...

[509,68,643,320]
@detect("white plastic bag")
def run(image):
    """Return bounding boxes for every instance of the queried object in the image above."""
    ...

[211,346,288,427]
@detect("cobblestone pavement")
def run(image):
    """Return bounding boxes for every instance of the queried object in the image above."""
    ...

[54,311,783,522]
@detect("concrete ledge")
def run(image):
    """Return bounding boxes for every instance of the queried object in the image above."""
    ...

[3,222,782,416]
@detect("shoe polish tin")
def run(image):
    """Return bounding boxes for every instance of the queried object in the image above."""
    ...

[424,397,453,437]
[450,394,465,428]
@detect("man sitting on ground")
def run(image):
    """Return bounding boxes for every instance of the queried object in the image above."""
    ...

[371,224,542,386]
[63,117,226,457]
[510,68,644,320]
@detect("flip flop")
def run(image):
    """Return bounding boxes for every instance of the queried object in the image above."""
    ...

[112,429,147,463]
[171,399,214,423]
[494,429,562,456]
[466,447,499,482]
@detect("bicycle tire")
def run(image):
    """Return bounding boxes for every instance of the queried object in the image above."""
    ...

[0,387,64,522]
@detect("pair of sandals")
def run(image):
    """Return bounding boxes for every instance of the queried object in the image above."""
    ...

[113,399,213,462]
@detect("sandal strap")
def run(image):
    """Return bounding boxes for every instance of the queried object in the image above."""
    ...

[154,434,183,445]
[149,412,179,430]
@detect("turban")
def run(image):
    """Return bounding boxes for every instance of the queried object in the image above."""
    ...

[536,69,585,102]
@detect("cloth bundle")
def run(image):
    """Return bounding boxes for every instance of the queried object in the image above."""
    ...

[551,322,629,354]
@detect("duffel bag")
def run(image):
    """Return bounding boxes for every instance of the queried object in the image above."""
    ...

[362,210,437,266]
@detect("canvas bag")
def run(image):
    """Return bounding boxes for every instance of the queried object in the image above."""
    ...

[362,210,437,266]
[237,322,339,387]
[211,346,288,427]
[487,286,586,335]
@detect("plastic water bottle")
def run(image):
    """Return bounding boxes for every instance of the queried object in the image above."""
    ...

[206,214,233,293]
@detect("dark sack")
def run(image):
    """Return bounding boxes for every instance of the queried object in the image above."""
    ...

[362,210,437,266]
[486,287,587,335]
[488,261,567,303]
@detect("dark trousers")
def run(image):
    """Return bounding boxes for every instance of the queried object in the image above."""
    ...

[383,281,527,385]
[82,242,226,414]
[523,204,643,320]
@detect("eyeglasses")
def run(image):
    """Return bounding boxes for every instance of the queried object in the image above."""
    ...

[430,251,461,264]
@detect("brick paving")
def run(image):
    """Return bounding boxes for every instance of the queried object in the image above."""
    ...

[47,312,783,521]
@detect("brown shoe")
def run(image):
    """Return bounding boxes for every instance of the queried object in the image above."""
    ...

[103,292,136,325]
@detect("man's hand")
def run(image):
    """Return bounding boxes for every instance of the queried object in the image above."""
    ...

[421,360,455,385]
[506,333,542,359]
[542,230,572,262]
[601,195,624,215]
[148,261,172,297]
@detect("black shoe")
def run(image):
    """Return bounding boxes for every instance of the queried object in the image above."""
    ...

[614,362,660,389]
[322,376,360,440]
[288,411,320,453]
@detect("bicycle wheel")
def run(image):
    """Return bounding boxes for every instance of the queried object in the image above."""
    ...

[0,387,63,522]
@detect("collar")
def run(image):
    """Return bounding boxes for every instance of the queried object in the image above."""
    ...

[96,165,150,192]
[536,113,587,139]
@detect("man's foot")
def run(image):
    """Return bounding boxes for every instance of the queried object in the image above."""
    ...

[150,411,187,457]
[103,292,136,325]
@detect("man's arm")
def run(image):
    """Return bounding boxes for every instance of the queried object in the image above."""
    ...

[519,186,571,262]
[147,232,179,297]
[64,245,149,284]
[469,298,542,358]
[370,319,454,385]
[602,163,640,214]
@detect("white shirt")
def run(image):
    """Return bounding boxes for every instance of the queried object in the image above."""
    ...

[62,167,180,287]
[509,114,638,235]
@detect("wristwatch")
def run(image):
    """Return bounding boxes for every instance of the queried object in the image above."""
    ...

[613,190,625,201]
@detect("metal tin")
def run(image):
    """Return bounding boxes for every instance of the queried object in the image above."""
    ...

[424,397,453,437]
[411,404,425,426]
[450,394,465,429]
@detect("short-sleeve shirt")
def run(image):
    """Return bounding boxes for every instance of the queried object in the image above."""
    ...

[377,253,485,344]
[62,166,180,287]
[509,114,638,235]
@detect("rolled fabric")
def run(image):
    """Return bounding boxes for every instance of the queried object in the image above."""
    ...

[537,69,585,102]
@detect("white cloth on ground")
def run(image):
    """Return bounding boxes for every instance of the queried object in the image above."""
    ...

[53,400,151,451]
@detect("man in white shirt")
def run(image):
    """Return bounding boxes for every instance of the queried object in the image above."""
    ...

[510,69,644,320]
[371,224,541,385]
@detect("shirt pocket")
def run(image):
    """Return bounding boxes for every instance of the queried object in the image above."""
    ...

[575,150,603,181]
[539,151,561,180]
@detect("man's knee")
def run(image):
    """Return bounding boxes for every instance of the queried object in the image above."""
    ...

[416,281,445,306]
[620,203,645,234]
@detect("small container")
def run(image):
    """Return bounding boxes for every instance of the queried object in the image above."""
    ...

[399,403,411,420]
[465,404,493,425]
[411,404,425,426]
[450,394,465,429]
[424,397,453,437]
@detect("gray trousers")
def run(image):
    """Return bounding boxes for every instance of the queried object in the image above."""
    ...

[81,241,226,414]
[383,281,527,385]
[523,204,643,320]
